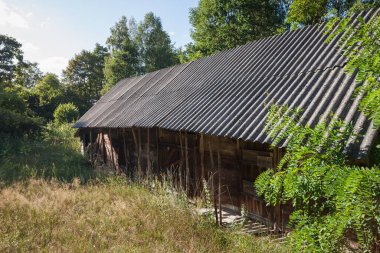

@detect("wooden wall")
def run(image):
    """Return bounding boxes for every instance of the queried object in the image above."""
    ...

[81,127,290,232]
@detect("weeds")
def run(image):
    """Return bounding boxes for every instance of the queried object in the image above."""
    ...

[0,178,288,253]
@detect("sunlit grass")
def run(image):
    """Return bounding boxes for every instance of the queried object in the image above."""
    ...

[0,178,288,252]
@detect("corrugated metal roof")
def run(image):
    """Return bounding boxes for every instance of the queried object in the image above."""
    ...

[75,8,379,159]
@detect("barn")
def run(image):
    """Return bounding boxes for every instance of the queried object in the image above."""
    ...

[75,9,379,232]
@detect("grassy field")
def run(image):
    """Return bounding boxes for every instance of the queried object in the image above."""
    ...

[0,125,288,252]
[0,178,288,253]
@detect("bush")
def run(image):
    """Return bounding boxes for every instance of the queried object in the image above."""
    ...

[53,103,79,124]
[0,90,42,135]
[0,122,93,185]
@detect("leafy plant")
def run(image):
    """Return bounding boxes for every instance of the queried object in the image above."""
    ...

[53,103,79,125]
[255,105,380,252]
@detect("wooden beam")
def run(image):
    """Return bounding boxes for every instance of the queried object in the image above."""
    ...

[89,129,93,164]
[123,129,128,173]
[147,128,151,177]
[200,133,205,180]
[131,128,140,176]
[208,140,218,225]
[102,132,106,163]
[156,128,160,173]
[217,137,222,225]
[185,132,189,195]
[179,131,184,191]
[193,134,198,195]
[138,128,142,177]
[109,128,116,171]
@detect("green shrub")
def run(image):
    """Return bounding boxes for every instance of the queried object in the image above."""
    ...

[0,90,42,135]
[0,122,93,185]
[53,103,79,124]
[255,104,380,252]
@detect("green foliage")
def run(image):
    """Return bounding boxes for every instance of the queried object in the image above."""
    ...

[0,123,92,185]
[102,50,139,94]
[0,34,24,87]
[189,0,288,58]
[326,5,380,127]
[136,12,179,72]
[102,16,140,94]
[31,73,64,121]
[63,44,108,108]
[287,0,379,27]
[14,61,43,88]
[287,0,329,25]
[255,105,380,252]
[0,90,42,135]
[53,103,79,125]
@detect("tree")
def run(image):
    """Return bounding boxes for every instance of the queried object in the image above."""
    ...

[136,12,179,72]
[326,2,380,126]
[189,0,288,57]
[106,16,138,53]
[31,73,64,121]
[102,50,139,94]
[14,61,43,88]
[102,16,140,94]
[54,103,79,124]
[63,44,108,108]
[0,90,42,135]
[0,35,24,88]
[286,0,378,26]
[255,4,380,251]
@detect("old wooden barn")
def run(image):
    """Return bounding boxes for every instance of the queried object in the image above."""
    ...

[75,9,379,232]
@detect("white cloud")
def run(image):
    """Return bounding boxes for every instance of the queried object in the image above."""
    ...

[0,0,29,29]
[169,31,175,36]
[39,57,68,76]
[22,41,39,52]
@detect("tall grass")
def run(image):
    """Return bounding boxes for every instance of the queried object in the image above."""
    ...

[0,178,288,252]
[0,123,94,186]
[0,124,288,252]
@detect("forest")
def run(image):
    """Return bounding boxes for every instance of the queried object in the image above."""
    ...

[0,0,380,252]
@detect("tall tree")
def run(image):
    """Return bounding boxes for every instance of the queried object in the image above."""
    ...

[189,0,288,57]
[31,73,63,121]
[102,16,139,94]
[15,61,43,88]
[63,44,108,107]
[285,0,378,26]
[0,35,24,88]
[136,12,179,72]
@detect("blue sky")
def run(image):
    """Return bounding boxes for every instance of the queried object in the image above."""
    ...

[0,0,198,75]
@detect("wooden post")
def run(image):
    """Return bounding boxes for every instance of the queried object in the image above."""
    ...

[123,129,128,173]
[138,128,142,178]
[179,131,184,191]
[147,128,151,178]
[101,132,106,163]
[109,128,116,171]
[200,133,205,180]
[185,132,190,195]
[211,173,218,225]
[217,137,222,225]
[236,139,242,207]
[208,140,218,225]
[193,135,198,195]
[131,128,139,177]
[89,129,93,164]
[156,128,160,173]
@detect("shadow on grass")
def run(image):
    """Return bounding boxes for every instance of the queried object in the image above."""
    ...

[0,134,95,186]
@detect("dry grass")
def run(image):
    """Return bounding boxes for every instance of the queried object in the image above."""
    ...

[0,178,288,253]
